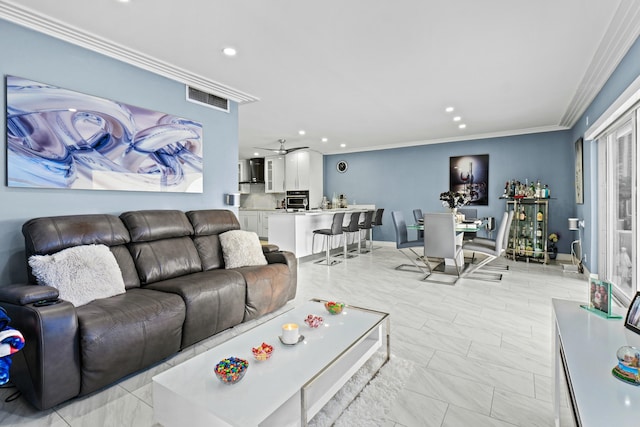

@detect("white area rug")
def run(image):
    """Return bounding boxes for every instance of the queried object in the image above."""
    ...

[309,353,416,427]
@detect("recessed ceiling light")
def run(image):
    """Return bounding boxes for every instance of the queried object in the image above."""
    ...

[445,107,454,113]
[222,47,237,57]
[298,130,306,135]
[459,124,467,129]
[68,108,77,112]
[117,0,130,3]
[253,152,259,156]
[453,116,461,122]
[321,138,328,142]
[340,143,346,148]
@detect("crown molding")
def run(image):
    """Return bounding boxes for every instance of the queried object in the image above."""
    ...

[322,125,569,155]
[559,0,640,127]
[0,2,259,104]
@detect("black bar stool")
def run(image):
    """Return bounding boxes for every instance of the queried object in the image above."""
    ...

[337,212,361,258]
[357,210,375,253]
[312,212,345,265]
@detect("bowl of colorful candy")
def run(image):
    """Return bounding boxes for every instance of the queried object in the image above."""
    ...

[304,314,324,328]
[324,301,345,315]
[251,342,274,361]
[214,357,249,384]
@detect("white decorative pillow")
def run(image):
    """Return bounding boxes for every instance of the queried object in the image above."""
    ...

[219,230,268,269]
[28,244,126,307]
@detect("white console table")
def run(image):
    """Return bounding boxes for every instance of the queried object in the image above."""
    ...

[553,298,640,426]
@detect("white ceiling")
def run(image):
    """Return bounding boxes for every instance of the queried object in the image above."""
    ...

[2,0,639,159]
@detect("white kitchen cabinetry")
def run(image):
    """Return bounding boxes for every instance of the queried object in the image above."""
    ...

[238,211,258,234]
[265,156,285,193]
[239,210,270,239]
[259,211,270,238]
[285,149,323,208]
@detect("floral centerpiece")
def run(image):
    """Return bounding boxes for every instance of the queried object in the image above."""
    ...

[439,191,470,210]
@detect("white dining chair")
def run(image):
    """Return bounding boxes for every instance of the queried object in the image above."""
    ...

[422,212,464,285]
[462,210,510,281]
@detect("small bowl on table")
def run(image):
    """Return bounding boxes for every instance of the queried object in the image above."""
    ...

[324,301,345,315]
[214,357,248,385]
[304,314,324,328]
[251,342,274,361]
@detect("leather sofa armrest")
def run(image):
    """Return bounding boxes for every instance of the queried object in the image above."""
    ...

[0,290,80,410]
[0,284,59,305]
[261,244,280,253]
[264,250,297,301]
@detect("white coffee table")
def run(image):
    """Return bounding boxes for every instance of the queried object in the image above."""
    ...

[152,299,390,427]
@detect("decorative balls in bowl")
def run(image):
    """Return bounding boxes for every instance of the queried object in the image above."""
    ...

[304,314,324,328]
[251,342,274,361]
[215,357,249,384]
[324,301,345,315]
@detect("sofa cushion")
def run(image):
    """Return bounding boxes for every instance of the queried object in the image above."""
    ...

[120,210,194,242]
[75,288,185,395]
[144,270,246,347]
[187,209,240,236]
[219,230,267,269]
[28,244,126,307]
[22,214,137,287]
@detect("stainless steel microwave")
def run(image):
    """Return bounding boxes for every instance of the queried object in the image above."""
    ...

[286,190,309,210]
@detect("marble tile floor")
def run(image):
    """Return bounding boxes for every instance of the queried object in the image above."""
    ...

[0,245,589,426]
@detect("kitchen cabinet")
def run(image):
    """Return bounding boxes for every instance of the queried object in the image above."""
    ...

[238,211,258,234]
[239,210,270,239]
[265,156,285,193]
[506,198,549,264]
[285,149,323,208]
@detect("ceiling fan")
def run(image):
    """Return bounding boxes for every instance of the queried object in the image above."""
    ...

[256,139,308,155]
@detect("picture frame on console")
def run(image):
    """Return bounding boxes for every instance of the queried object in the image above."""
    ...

[625,292,640,334]
[581,277,621,319]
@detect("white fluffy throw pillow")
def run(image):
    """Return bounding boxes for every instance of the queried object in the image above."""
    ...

[219,230,268,269]
[28,244,126,307]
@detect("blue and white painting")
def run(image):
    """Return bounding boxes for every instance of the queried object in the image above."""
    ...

[6,76,203,193]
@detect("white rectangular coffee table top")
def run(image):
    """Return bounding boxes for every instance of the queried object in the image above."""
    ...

[153,299,389,427]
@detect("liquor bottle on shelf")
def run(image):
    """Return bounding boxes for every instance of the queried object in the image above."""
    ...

[536,210,543,221]
[536,224,543,238]
[519,207,526,221]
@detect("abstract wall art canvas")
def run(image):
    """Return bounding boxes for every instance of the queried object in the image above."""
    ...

[6,76,203,192]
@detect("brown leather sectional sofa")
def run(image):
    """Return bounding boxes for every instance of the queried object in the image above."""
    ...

[0,209,297,410]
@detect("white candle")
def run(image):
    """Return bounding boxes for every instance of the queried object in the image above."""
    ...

[282,323,299,344]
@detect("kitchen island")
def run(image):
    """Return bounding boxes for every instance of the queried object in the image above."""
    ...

[268,206,374,258]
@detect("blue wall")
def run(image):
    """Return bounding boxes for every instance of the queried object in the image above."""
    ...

[325,130,575,253]
[324,34,640,274]
[0,19,239,285]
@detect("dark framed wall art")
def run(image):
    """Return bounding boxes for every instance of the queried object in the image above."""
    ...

[6,76,203,193]
[449,154,489,206]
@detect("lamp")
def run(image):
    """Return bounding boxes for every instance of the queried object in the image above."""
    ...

[567,217,585,273]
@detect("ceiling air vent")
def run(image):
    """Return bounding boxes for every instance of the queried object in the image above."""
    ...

[186,86,230,112]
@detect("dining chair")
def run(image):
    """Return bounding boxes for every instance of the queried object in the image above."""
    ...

[413,209,424,239]
[466,209,514,271]
[422,212,464,285]
[312,212,345,266]
[462,210,510,281]
[457,207,478,240]
[391,211,430,275]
